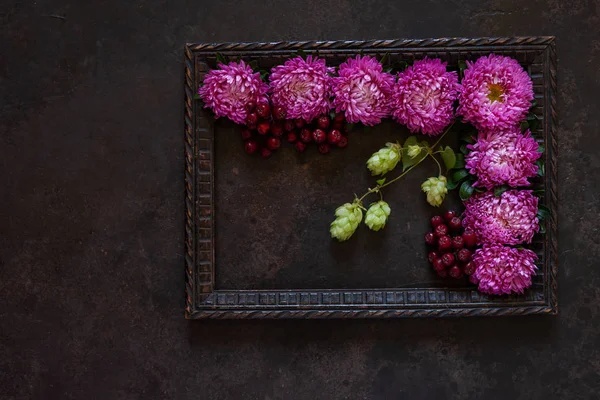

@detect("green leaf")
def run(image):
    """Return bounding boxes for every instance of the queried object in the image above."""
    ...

[451,169,470,183]
[193,93,201,100]
[394,61,408,72]
[527,113,540,132]
[536,160,545,176]
[494,185,510,197]
[537,205,551,221]
[459,180,475,201]
[297,49,308,59]
[260,70,269,82]
[379,53,390,66]
[539,223,547,234]
[530,99,538,109]
[401,136,427,171]
[376,178,386,186]
[249,60,259,71]
[446,180,460,190]
[533,188,545,197]
[216,52,228,65]
[538,144,545,153]
[520,120,529,132]
[458,60,467,73]
[454,153,465,169]
[441,146,456,170]
[460,144,469,155]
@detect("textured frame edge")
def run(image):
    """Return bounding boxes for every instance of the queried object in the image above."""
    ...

[184,37,558,320]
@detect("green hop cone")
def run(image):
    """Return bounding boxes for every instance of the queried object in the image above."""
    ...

[364,201,391,231]
[407,144,422,158]
[421,176,448,207]
[330,201,363,241]
[366,143,401,176]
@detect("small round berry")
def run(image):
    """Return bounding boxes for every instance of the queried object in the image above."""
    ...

[457,248,472,264]
[272,105,287,121]
[246,112,258,126]
[452,236,465,249]
[294,118,306,128]
[244,139,258,155]
[287,132,298,143]
[256,103,271,119]
[318,144,331,154]
[284,120,295,132]
[260,147,272,158]
[441,253,455,267]
[241,129,253,140]
[431,215,444,227]
[433,258,445,272]
[444,210,457,222]
[271,122,284,137]
[424,232,437,245]
[317,115,330,129]
[327,129,342,145]
[300,128,312,143]
[437,268,449,278]
[244,102,256,112]
[438,235,452,252]
[295,141,307,153]
[312,129,327,144]
[257,121,270,135]
[428,251,440,264]
[337,136,348,148]
[462,230,477,248]
[266,137,281,151]
[333,112,345,123]
[448,216,462,231]
[434,224,449,238]
[448,265,463,279]
[463,261,476,276]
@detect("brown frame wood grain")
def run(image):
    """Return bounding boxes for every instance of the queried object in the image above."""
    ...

[184,37,558,319]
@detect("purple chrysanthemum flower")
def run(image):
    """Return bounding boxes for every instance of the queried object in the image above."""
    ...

[392,58,459,136]
[463,190,539,245]
[198,60,269,125]
[471,245,538,295]
[331,55,395,126]
[466,127,542,190]
[457,54,534,130]
[269,56,333,122]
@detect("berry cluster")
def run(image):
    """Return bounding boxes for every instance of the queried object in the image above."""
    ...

[424,211,477,279]
[242,103,350,158]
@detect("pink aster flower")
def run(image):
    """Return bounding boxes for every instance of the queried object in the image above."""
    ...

[198,60,269,125]
[471,245,538,295]
[457,54,534,130]
[392,58,459,136]
[331,55,395,126]
[463,190,539,245]
[466,127,541,190]
[269,56,333,122]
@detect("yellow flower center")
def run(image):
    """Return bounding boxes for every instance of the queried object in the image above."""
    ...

[487,83,505,103]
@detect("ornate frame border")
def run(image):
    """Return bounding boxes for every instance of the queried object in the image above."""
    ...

[184,37,558,319]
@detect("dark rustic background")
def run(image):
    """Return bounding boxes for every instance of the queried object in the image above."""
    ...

[1,1,598,399]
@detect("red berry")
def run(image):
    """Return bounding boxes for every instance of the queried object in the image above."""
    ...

[295,118,306,128]
[337,136,348,148]
[260,147,272,158]
[318,144,331,154]
[300,128,312,143]
[244,102,256,112]
[272,106,287,121]
[333,112,345,123]
[462,230,477,248]
[444,210,457,222]
[438,235,452,252]
[448,265,463,279]
[428,251,440,264]
[247,123,257,130]
[284,120,295,132]
[424,232,437,245]
[457,248,472,264]
[434,224,448,238]
[437,268,449,278]
[312,129,327,143]
[433,258,445,272]
[448,217,462,231]
[257,121,270,135]
[295,141,307,152]
[317,115,330,129]
[244,139,258,155]
[266,137,281,151]
[256,103,271,119]
[332,121,344,130]
[327,129,342,145]
[431,215,444,227]
[271,122,284,137]
[442,253,455,267]
[287,132,298,143]
[452,236,465,249]
[241,129,253,140]
[464,261,476,276]
[246,112,258,126]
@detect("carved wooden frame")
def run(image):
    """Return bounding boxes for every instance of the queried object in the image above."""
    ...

[184,37,558,319]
